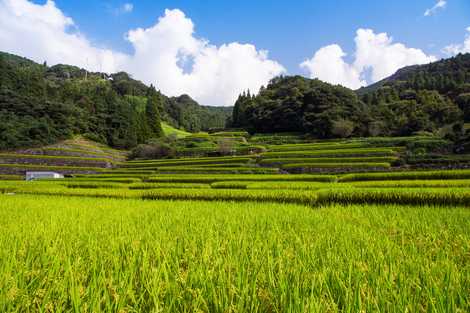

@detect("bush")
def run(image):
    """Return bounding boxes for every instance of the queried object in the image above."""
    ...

[406,139,452,154]
[331,119,355,138]
[130,141,176,160]
[217,138,236,156]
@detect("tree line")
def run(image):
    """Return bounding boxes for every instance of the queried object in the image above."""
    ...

[231,53,470,142]
[0,52,230,150]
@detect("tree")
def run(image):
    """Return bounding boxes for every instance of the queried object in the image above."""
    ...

[331,119,355,138]
[145,85,164,138]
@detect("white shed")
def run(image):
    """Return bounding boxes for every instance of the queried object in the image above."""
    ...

[26,172,64,181]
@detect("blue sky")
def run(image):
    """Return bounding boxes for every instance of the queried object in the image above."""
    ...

[47,0,469,72]
[2,0,470,105]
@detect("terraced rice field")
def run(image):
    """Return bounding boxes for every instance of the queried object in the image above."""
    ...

[1,133,469,311]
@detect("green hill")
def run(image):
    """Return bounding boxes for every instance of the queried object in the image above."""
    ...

[231,54,470,141]
[0,51,231,151]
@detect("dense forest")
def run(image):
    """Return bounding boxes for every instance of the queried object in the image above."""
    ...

[0,52,230,149]
[232,53,470,142]
[3,50,470,151]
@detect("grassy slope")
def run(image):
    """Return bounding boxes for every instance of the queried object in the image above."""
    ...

[161,122,190,138]
[0,136,127,176]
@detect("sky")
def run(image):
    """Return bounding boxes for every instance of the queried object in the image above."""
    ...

[0,0,469,106]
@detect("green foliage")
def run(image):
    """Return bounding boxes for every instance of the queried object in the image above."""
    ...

[234,55,470,140]
[260,156,398,165]
[234,76,367,137]
[164,94,231,132]
[144,174,337,184]
[154,167,280,174]
[145,85,164,138]
[282,162,391,170]
[261,147,398,158]
[0,52,231,150]
[0,190,469,311]
[339,169,470,182]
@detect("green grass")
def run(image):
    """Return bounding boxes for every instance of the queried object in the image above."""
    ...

[267,142,367,151]
[161,122,190,138]
[282,162,391,170]
[348,179,470,188]
[0,163,106,172]
[339,169,470,182]
[0,175,22,180]
[0,195,468,312]
[145,174,337,184]
[261,147,398,158]
[0,153,112,163]
[123,157,253,168]
[260,156,398,165]
[317,187,470,206]
[154,167,280,174]
[3,134,470,311]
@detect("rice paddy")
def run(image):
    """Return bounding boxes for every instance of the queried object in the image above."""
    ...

[1,133,469,312]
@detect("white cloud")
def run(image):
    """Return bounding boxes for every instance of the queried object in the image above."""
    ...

[300,44,365,89]
[109,2,134,16]
[123,3,133,13]
[301,29,436,89]
[124,9,285,106]
[443,27,470,55]
[0,0,128,72]
[424,0,447,16]
[0,1,284,106]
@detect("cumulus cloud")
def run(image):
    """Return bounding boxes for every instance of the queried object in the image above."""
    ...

[424,0,447,16]
[124,9,285,106]
[300,44,365,89]
[301,29,436,89]
[0,0,128,72]
[0,1,284,106]
[443,27,470,55]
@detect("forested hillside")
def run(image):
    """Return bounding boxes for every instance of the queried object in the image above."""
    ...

[232,54,470,142]
[0,52,230,150]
